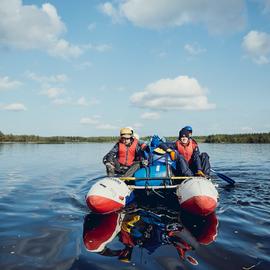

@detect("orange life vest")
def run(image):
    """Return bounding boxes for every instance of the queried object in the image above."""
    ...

[176,139,197,164]
[118,138,138,166]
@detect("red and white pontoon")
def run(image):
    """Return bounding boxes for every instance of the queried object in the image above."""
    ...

[86,173,218,216]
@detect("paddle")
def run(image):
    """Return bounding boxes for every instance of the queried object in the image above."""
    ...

[210,169,235,185]
[119,176,191,182]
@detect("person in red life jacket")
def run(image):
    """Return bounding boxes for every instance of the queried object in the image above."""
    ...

[183,126,211,176]
[159,128,210,177]
[103,127,148,177]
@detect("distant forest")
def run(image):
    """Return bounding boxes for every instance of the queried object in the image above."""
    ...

[1,131,270,144]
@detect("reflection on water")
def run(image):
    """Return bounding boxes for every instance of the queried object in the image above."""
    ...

[0,143,270,269]
[83,206,218,266]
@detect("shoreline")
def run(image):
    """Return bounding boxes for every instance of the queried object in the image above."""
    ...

[1,132,270,144]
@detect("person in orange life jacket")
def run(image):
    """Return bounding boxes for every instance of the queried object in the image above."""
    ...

[103,127,148,177]
[183,126,210,175]
[159,128,209,177]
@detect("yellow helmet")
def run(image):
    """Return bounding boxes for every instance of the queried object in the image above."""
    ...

[120,127,132,138]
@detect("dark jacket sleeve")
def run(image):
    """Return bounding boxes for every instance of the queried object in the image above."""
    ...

[135,141,148,161]
[103,143,119,164]
[159,141,176,151]
[191,145,202,171]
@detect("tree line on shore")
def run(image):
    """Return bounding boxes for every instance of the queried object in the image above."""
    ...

[1,131,270,144]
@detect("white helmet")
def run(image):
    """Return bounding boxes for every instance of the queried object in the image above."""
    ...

[125,126,134,135]
[133,133,140,140]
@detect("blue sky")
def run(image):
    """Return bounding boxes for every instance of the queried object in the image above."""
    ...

[1,0,270,137]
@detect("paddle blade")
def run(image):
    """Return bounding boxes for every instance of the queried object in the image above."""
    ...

[210,169,235,185]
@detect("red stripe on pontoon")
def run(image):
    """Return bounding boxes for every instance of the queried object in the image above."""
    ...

[86,195,124,214]
[83,212,118,251]
[180,195,217,216]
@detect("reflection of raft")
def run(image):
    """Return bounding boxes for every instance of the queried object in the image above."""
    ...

[83,207,219,264]
[86,163,219,216]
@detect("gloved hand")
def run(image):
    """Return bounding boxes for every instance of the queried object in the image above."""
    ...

[141,159,149,167]
[105,162,115,176]
[196,170,205,177]
[166,148,176,161]
[105,162,115,169]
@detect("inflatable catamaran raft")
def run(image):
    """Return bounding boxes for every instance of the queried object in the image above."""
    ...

[86,163,219,216]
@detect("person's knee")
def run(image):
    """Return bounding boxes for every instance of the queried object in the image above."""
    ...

[200,152,209,159]
[177,154,186,162]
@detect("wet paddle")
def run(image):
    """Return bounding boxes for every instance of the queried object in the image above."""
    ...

[210,169,235,185]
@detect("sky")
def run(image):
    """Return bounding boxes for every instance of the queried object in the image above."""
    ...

[0,0,270,137]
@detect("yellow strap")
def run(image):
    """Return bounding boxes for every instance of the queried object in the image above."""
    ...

[153,147,166,154]
[121,215,141,232]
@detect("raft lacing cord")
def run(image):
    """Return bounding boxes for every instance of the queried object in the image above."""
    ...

[145,160,165,198]
[143,150,176,196]
[152,187,165,198]
[145,166,150,190]
[163,153,173,191]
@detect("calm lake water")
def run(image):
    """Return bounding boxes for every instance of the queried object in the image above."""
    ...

[0,143,269,270]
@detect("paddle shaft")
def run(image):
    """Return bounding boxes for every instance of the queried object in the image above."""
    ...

[119,176,191,181]
[210,169,235,185]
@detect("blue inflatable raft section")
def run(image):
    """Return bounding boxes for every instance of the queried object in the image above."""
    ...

[134,164,171,186]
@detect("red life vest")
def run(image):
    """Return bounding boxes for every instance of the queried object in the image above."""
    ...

[176,139,197,164]
[120,230,135,247]
[118,138,138,166]
[190,138,198,147]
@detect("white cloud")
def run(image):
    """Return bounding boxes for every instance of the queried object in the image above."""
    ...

[52,97,72,105]
[76,96,100,106]
[0,0,83,58]
[80,117,100,125]
[0,76,21,90]
[158,51,168,58]
[96,124,118,130]
[77,97,88,106]
[184,43,206,56]
[242,30,270,64]
[83,43,112,52]
[240,126,254,133]
[48,39,82,59]
[133,123,143,128]
[100,0,246,34]
[255,0,270,14]
[141,112,160,120]
[75,61,92,70]
[130,75,215,111]
[42,87,65,98]
[94,44,112,52]
[263,0,270,13]
[50,96,99,106]
[88,23,96,31]
[1,103,27,111]
[26,72,68,84]
[99,2,122,23]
